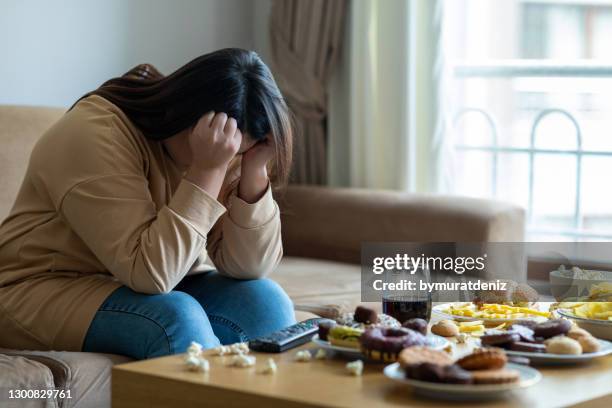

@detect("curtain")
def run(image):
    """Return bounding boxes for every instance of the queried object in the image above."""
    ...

[269,0,347,185]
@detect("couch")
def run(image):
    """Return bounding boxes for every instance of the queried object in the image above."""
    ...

[0,105,525,407]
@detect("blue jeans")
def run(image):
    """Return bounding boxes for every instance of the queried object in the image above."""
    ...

[82,272,295,359]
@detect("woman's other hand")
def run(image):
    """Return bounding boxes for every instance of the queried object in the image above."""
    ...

[185,112,242,199]
[238,135,274,203]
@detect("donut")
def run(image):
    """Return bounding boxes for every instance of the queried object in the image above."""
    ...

[354,306,378,324]
[480,332,520,347]
[402,318,428,336]
[533,319,572,339]
[360,328,428,362]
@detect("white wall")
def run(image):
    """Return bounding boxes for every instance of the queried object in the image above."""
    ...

[0,0,256,107]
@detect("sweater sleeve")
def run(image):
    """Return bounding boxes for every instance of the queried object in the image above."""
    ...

[207,183,283,279]
[60,176,226,294]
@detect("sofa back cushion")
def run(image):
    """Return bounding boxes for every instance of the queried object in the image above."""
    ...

[0,105,64,220]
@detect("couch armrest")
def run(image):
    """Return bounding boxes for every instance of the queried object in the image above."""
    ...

[279,185,525,264]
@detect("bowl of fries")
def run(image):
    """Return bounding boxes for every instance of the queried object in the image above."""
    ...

[556,302,612,340]
[434,302,550,327]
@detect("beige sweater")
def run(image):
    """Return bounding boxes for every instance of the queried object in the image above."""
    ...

[0,95,283,351]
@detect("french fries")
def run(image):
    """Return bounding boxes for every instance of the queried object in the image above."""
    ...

[443,303,551,320]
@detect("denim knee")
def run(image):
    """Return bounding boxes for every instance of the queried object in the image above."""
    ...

[214,278,295,340]
[149,291,219,356]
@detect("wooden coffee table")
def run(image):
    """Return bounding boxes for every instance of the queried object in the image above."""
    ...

[112,339,612,408]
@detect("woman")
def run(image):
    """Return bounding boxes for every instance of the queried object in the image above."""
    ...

[0,48,296,359]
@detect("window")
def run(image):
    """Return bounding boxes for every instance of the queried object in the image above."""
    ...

[443,0,612,241]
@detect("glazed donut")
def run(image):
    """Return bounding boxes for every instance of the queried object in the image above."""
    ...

[359,327,428,362]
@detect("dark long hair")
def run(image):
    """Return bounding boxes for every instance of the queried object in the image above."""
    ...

[74,48,293,190]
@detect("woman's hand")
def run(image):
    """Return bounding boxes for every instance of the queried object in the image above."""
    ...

[185,112,242,199]
[239,135,275,203]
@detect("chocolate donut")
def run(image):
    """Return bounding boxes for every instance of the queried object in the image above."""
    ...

[360,327,428,362]
[509,341,546,353]
[481,332,520,347]
[402,318,428,336]
[533,319,572,339]
[354,306,378,324]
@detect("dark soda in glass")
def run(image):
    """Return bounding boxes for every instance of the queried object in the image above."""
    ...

[382,295,432,323]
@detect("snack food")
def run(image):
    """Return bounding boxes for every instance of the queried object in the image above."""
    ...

[442,302,550,320]
[360,327,429,362]
[328,325,364,349]
[346,360,364,376]
[509,341,546,353]
[405,363,472,384]
[260,358,277,374]
[335,311,401,328]
[577,336,601,353]
[318,320,337,341]
[533,319,572,339]
[472,280,539,308]
[545,336,582,355]
[456,348,507,370]
[480,332,520,347]
[402,318,428,335]
[398,346,453,368]
[566,327,591,341]
[431,320,459,337]
[508,324,535,342]
[470,368,520,384]
[354,306,378,324]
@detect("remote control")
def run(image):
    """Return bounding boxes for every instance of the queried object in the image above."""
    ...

[248,318,333,353]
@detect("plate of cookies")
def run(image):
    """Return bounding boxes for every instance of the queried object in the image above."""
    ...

[384,347,542,401]
[313,306,450,361]
[479,318,612,364]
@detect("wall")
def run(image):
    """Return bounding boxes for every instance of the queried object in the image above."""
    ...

[0,0,256,107]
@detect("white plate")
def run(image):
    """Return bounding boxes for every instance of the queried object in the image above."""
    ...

[504,338,612,364]
[384,362,541,401]
[433,303,548,325]
[311,334,450,359]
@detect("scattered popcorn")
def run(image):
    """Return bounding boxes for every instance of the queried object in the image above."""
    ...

[187,341,203,356]
[455,333,469,344]
[211,345,230,356]
[315,349,327,360]
[185,355,210,373]
[229,354,256,368]
[260,358,277,375]
[229,342,250,355]
[294,350,312,362]
[345,360,363,376]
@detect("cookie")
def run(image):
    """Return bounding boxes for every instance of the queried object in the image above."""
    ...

[566,328,592,341]
[354,306,378,324]
[456,348,507,370]
[533,319,572,339]
[431,320,459,337]
[578,336,600,353]
[480,332,520,347]
[508,324,535,342]
[398,346,453,368]
[545,336,582,355]
[471,369,520,384]
[403,318,428,336]
[406,363,472,384]
[509,341,546,353]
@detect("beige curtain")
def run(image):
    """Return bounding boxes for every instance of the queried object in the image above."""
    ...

[269,0,347,185]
